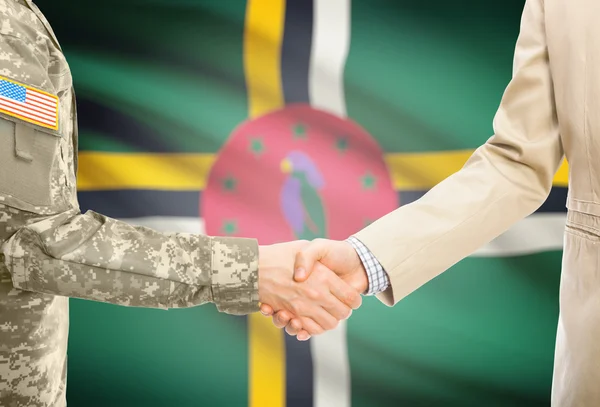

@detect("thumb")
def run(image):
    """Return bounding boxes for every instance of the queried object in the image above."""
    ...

[294,240,326,282]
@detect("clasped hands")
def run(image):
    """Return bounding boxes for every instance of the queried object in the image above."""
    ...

[258,239,367,341]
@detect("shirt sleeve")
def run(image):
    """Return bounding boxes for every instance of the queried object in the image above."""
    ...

[346,236,390,296]
[1,209,259,315]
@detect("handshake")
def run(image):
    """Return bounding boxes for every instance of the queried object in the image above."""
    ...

[257,239,370,341]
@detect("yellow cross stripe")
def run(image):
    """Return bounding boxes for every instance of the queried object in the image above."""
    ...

[383,150,569,189]
[553,158,569,187]
[76,152,216,191]
[243,1,287,407]
[244,0,286,119]
[76,151,570,191]
[248,314,286,407]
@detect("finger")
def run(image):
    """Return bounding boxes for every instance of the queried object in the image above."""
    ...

[294,240,327,282]
[313,262,362,311]
[303,306,339,332]
[285,318,303,336]
[328,276,362,311]
[297,330,312,341]
[319,291,353,321]
[298,317,326,336]
[260,303,274,316]
[272,310,293,329]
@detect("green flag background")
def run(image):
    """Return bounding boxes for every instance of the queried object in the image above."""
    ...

[33,0,562,406]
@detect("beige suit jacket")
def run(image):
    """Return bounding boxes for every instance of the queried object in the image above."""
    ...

[354,0,597,404]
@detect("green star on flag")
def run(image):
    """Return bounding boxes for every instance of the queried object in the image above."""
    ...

[292,123,307,139]
[221,176,237,192]
[221,220,238,235]
[335,137,349,153]
[361,172,377,190]
[249,137,265,156]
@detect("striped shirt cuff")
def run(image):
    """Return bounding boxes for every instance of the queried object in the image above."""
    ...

[346,236,390,296]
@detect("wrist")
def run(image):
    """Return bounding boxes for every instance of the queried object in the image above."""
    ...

[343,240,369,293]
[257,245,269,303]
[354,263,369,294]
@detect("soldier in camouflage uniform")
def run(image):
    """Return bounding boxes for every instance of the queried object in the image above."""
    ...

[0,1,362,405]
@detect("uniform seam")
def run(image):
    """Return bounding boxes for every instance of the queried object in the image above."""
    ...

[48,68,70,77]
[9,235,27,291]
[565,227,600,244]
[1,33,45,57]
[566,220,599,234]
[570,198,600,205]
[583,32,595,201]
[0,189,53,207]
[166,281,176,308]
[209,237,218,305]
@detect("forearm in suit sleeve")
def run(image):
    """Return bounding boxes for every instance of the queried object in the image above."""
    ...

[353,0,563,306]
[1,209,259,314]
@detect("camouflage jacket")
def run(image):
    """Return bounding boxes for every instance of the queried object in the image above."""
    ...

[0,1,258,405]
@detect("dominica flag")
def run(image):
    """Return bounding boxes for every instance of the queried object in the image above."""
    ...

[38,0,565,405]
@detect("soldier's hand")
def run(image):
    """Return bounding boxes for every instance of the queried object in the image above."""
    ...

[258,241,362,338]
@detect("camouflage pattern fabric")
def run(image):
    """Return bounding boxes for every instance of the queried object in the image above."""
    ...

[0,1,259,405]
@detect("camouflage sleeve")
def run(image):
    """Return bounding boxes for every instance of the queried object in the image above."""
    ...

[0,209,259,315]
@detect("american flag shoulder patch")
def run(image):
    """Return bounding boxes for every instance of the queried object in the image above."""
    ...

[0,75,59,131]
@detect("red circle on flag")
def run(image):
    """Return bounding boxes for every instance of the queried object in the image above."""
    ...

[203,104,399,245]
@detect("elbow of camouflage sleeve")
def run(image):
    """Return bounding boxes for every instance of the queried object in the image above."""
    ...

[209,236,259,315]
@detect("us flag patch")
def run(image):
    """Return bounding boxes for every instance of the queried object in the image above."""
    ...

[0,76,59,131]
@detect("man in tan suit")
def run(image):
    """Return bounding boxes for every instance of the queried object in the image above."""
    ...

[261,0,596,404]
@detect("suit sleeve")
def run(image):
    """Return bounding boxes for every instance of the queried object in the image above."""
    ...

[1,210,259,314]
[353,0,563,306]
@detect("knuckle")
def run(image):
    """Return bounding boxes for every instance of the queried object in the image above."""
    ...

[305,288,320,301]
[292,320,303,330]
[290,299,303,315]
[346,291,360,306]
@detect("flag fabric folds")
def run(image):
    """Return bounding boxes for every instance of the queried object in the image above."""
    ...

[33,0,564,405]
